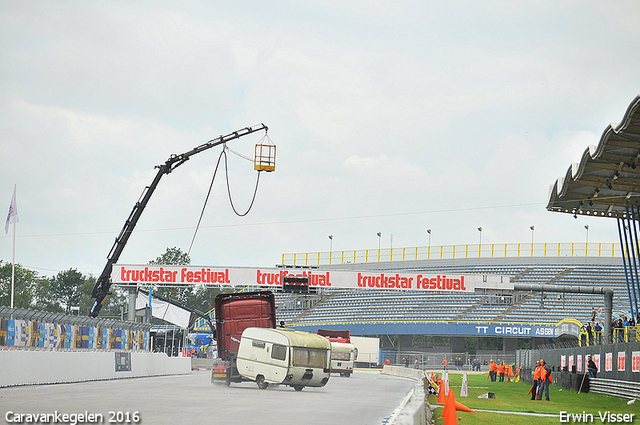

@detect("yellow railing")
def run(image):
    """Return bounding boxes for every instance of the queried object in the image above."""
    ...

[281,242,621,266]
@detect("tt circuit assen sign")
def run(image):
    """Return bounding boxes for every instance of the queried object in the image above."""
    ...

[111,264,510,292]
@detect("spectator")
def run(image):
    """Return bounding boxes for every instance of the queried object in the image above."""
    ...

[531,360,541,400]
[586,322,594,346]
[498,361,506,382]
[587,355,597,378]
[580,324,587,345]
[538,359,552,401]
[414,358,419,369]
[404,357,409,368]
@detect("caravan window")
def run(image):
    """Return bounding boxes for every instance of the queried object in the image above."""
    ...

[331,351,350,361]
[271,344,287,361]
[292,347,328,368]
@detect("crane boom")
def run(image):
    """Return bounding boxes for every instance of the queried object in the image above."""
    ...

[89,124,268,317]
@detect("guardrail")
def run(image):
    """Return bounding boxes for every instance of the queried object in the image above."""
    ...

[381,365,430,425]
[589,378,640,399]
[282,242,620,266]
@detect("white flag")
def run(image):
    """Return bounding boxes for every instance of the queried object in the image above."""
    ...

[5,185,18,234]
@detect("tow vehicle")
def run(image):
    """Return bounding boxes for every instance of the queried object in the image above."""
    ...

[211,291,277,384]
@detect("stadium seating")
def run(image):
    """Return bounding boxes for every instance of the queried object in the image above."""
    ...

[275,259,632,328]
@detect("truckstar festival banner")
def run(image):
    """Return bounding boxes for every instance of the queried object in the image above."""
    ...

[111,264,510,292]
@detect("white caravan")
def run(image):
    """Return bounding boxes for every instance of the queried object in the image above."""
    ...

[236,327,331,391]
[330,341,358,377]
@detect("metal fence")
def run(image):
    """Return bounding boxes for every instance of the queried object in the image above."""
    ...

[380,350,514,371]
[0,306,150,351]
[517,341,640,382]
[282,242,620,266]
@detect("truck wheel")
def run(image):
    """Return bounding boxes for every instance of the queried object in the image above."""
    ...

[225,372,231,387]
[294,386,304,391]
[256,375,269,390]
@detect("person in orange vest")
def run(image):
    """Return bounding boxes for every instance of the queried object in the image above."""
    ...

[531,360,542,400]
[538,359,552,401]
[442,357,448,370]
[497,361,506,382]
[489,360,497,381]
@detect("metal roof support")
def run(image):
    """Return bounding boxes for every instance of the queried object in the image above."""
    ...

[633,205,640,315]
[617,217,636,318]
[512,283,613,343]
[619,212,640,316]
[626,208,640,317]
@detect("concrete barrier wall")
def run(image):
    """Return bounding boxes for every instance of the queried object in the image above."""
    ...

[381,365,430,425]
[0,350,191,387]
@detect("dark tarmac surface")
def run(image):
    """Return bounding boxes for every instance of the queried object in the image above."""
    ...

[1,370,415,425]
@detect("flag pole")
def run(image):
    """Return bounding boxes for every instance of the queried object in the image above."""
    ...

[10,184,16,309]
[11,218,15,308]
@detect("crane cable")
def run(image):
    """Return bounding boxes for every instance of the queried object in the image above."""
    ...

[187,145,261,255]
[224,147,261,217]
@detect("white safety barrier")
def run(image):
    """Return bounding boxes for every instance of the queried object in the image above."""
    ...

[381,365,430,425]
[0,349,190,387]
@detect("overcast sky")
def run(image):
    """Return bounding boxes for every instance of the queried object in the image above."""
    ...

[1,1,639,278]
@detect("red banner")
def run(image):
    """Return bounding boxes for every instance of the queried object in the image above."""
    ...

[111,264,509,292]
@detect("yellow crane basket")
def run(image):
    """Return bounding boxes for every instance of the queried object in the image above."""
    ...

[254,136,276,172]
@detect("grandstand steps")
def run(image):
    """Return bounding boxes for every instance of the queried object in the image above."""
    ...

[452,301,484,321]
[546,267,575,284]
[287,290,341,323]
[491,293,532,321]
[511,267,532,280]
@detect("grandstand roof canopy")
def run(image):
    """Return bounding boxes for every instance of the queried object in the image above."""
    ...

[547,94,640,219]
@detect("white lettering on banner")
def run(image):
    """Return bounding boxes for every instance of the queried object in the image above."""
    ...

[494,326,531,335]
[111,265,504,292]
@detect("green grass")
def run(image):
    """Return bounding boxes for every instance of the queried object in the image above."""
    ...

[426,372,640,425]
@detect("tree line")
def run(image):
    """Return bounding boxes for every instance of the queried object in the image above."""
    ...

[0,247,222,322]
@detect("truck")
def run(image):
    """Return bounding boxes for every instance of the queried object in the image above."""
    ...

[236,327,331,391]
[317,329,357,377]
[183,332,214,357]
[211,291,277,385]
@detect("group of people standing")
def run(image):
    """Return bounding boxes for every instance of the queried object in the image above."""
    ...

[531,359,552,401]
[488,360,507,382]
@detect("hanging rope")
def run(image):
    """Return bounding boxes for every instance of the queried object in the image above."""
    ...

[188,144,262,255]
[187,149,225,256]
[224,147,261,217]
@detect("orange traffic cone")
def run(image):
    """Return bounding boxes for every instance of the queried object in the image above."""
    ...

[437,381,446,404]
[439,387,453,418]
[455,401,476,413]
[444,390,458,425]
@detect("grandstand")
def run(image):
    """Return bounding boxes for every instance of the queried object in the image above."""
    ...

[275,255,629,343]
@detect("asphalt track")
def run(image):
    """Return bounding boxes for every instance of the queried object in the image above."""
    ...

[1,370,415,425]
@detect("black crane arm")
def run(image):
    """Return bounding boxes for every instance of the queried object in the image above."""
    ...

[89,124,268,317]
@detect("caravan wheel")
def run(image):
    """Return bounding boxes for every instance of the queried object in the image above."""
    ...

[256,375,269,390]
